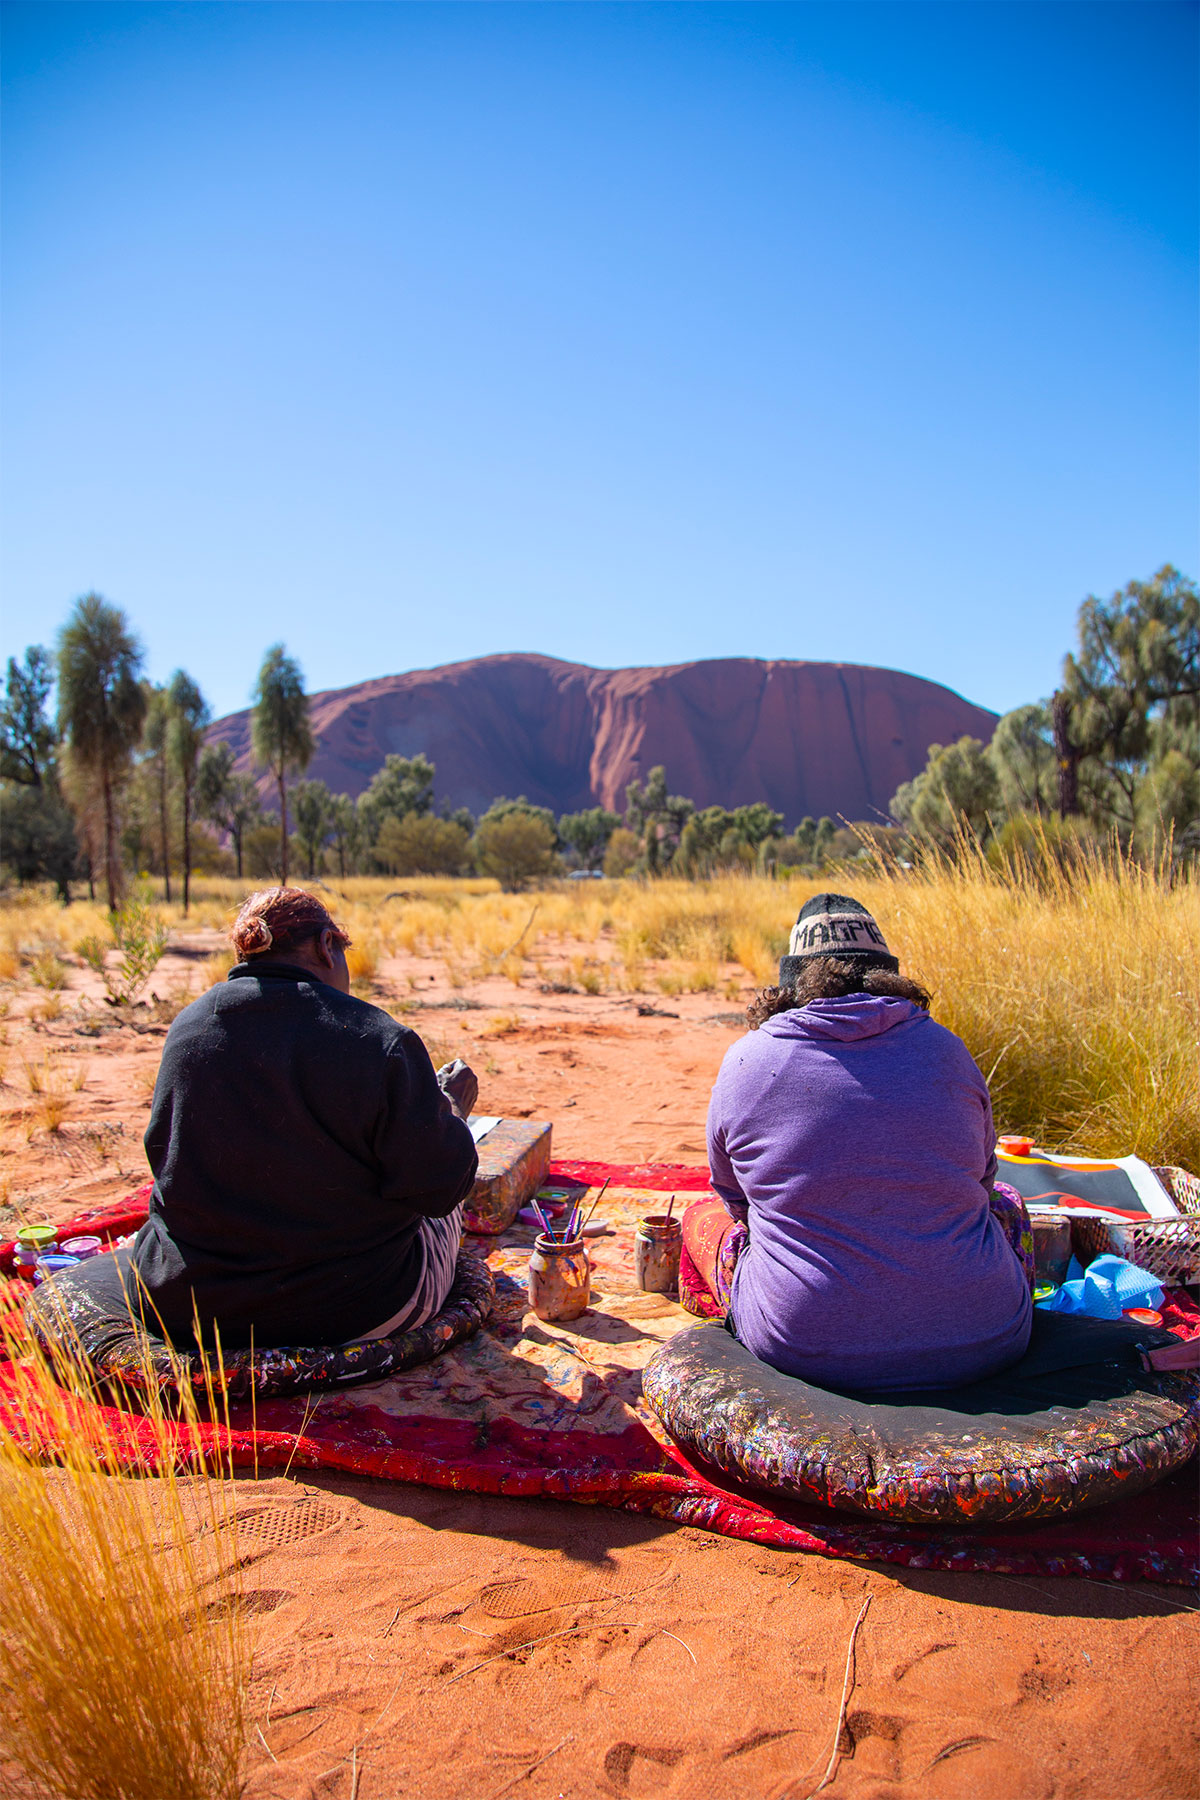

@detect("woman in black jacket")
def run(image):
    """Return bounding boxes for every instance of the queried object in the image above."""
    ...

[65,888,479,1351]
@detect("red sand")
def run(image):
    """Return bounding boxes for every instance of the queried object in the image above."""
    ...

[2,935,1197,1799]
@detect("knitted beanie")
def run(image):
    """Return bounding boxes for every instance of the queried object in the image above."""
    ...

[777,892,899,987]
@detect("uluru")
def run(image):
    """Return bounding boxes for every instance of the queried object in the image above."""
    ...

[209,653,998,826]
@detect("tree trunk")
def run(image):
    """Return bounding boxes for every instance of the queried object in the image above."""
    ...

[1052,691,1081,817]
[102,769,120,913]
[182,778,192,915]
[234,824,243,880]
[158,759,172,902]
[278,772,289,885]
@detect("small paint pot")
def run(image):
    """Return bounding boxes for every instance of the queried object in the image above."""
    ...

[527,1234,590,1323]
[997,1135,1035,1158]
[60,1236,103,1260]
[1124,1307,1163,1327]
[17,1224,58,1252]
[634,1215,682,1295]
[32,1253,81,1286]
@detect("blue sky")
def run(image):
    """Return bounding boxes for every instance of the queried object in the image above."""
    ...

[2,2,1196,724]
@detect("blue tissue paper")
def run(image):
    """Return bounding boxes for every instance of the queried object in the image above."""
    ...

[1037,1253,1164,1319]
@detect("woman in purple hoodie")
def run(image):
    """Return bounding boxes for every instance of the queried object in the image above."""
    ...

[682,893,1034,1393]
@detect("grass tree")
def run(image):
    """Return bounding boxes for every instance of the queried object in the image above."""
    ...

[167,671,211,915]
[142,686,173,902]
[197,741,261,879]
[251,644,314,886]
[56,594,146,911]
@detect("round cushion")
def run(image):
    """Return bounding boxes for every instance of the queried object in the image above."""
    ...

[28,1248,495,1401]
[642,1314,1200,1526]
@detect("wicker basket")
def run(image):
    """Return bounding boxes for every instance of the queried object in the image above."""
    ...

[1070,1166,1200,1285]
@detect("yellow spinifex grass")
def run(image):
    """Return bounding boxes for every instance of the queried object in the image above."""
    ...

[0,1316,250,1800]
[3,844,1197,1169]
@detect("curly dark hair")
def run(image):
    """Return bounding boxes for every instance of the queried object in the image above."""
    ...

[746,957,931,1029]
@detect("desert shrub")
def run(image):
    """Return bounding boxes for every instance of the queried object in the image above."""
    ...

[0,1323,250,1800]
[472,812,557,891]
[76,888,168,1005]
[376,812,470,876]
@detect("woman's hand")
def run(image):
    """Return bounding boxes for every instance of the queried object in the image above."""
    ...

[437,1059,479,1121]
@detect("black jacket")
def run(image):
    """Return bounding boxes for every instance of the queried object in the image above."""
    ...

[134,962,478,1348]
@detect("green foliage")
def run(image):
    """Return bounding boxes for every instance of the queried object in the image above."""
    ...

[624,766,695,873]
[602,827,641,878]
[166,670,210,914]
[196,742,261,879]
[557,807,620,870]
[141,686,175,898]
[327,792,362,879]
[0,647,56,788]
[250,645,314,885]
[989,703,1056,818]
[375,812,470,875]
[472,807,557,890]
[78,889,169,1006]
[890,737,1000,845]
[56,595,146,910]
[1061,565,1199,834]
[674,802,784,875]
[358,754,435,839]
[292,779,334,877]
[0,779,79,899]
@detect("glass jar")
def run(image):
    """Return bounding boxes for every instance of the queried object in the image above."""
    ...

[634,1215,682,1295]
[527,1233,591,1322]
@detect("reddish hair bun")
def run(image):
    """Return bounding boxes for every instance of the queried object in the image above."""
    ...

[231,888,351,962]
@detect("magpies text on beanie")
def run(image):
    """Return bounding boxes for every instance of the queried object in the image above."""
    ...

[777,892,899,987]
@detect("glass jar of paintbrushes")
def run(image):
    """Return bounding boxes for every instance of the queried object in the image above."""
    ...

[526,1192,602,1323]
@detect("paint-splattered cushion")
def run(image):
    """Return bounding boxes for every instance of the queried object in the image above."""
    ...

[642,1312,1200,1526]
[26,1246,494,1401]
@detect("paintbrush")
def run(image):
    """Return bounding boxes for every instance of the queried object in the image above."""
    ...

[664,1193,676,1228]
[578,1177,610,1237]
[533,1201,554,1238]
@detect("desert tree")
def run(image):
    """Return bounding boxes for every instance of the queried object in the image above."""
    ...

[327,792,362,878]
[197,741,261,878]
[292,779,333,877]
[1060,566,1200,836]
[56,594,146,910]
[167,671,210,914]
[557,807,620,871]
[0,647,56,788]
[141,686,174,900]
[0,647,79,899]
[250,644,314,886]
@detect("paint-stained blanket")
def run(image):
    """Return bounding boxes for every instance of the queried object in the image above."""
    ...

[1,1167,1197,1585]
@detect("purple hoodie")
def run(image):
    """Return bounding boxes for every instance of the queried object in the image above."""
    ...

[706,996,1031,1391]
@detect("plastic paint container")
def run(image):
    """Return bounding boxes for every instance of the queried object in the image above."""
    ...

[1124,1307,1163,1327]
[634,1215,682,1295]
[17,1224,58,1251]
[14,1224,57,1282]
[527,1233,590,1322]
[32,1253,81,1286]
[60,1236,103,1260]
[997,1135,1036,1157]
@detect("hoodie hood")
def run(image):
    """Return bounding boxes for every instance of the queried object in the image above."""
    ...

[761,995,925,1043]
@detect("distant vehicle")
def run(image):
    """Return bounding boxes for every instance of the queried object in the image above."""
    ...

[566,869,605,880]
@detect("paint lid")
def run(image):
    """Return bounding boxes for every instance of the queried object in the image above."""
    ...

[61,1236,103,1258]
[997,1136,1035,1157]
[31,1254,80,1284]
[1123,1307,1163,1327]
[17,1224,57,1249]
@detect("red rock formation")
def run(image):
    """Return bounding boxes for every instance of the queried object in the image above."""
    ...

[209,653,997,826]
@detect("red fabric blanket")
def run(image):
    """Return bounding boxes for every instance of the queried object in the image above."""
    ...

[2,1170,1197,1585]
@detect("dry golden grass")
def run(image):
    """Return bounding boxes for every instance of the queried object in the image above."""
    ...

[5,851,1196,1168]
[0,1317,250,1800]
